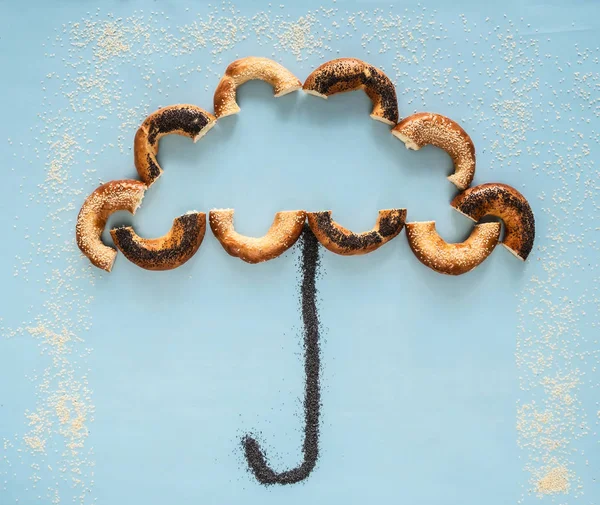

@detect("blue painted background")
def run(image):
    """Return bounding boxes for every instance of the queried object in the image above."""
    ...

[1,1,598,504]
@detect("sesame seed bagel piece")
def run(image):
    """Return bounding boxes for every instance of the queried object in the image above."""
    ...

[392,112,476,190]
[111,212,206,271]
[76,180,147,272]
[134,105,216,186]
[209,209,306,264]
[303,58,399,125]
[307,209,406,255]
[213,57,302,118]
[451,183,535,261]
[406,221,501,275]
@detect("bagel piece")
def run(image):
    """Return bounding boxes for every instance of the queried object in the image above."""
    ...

[76,180,147,272]
[213,57,302,118]
[303,58,399,125]
[307,209,406,255]
[111,212,206,271]
[392,112,476,190]
[134,104,216,186]
[451,183,535,261]
[406,221,501,275]
[209,209,306,263]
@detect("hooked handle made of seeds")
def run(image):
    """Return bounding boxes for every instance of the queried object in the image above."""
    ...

[242,226,321,485]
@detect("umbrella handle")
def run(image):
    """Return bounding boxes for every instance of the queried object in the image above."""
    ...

[242,225,321,485]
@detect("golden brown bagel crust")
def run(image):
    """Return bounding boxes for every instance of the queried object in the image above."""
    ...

[110,212,206,271]
[134,105,216,186]
[392,112,476,190]
[213,57,302,118]
[451,183,535,261]
[307,209,406,255]
[303,58,399,125]
[209,209,306,263]
[406,221,501,275]
[76,180,147,272]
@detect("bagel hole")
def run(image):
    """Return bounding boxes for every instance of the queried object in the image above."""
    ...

[219,211,284,238]
[235,79,298,115]
[416,144,456,179]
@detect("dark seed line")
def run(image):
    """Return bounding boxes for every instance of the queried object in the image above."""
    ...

[243,224,321,485]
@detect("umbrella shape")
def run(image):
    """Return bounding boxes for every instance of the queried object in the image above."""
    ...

[74,56,536,485]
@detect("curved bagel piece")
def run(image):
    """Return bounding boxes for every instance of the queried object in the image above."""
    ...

[392,113,476,190]
[134,104,216,186]
[451,183,535,261]
[307,209,406,256]
[76,180,147,272]
[209,209,306,264]
[111,212,206,271]
[303,58,399,125]
[213,57,302,118]
[406,221,501,275]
